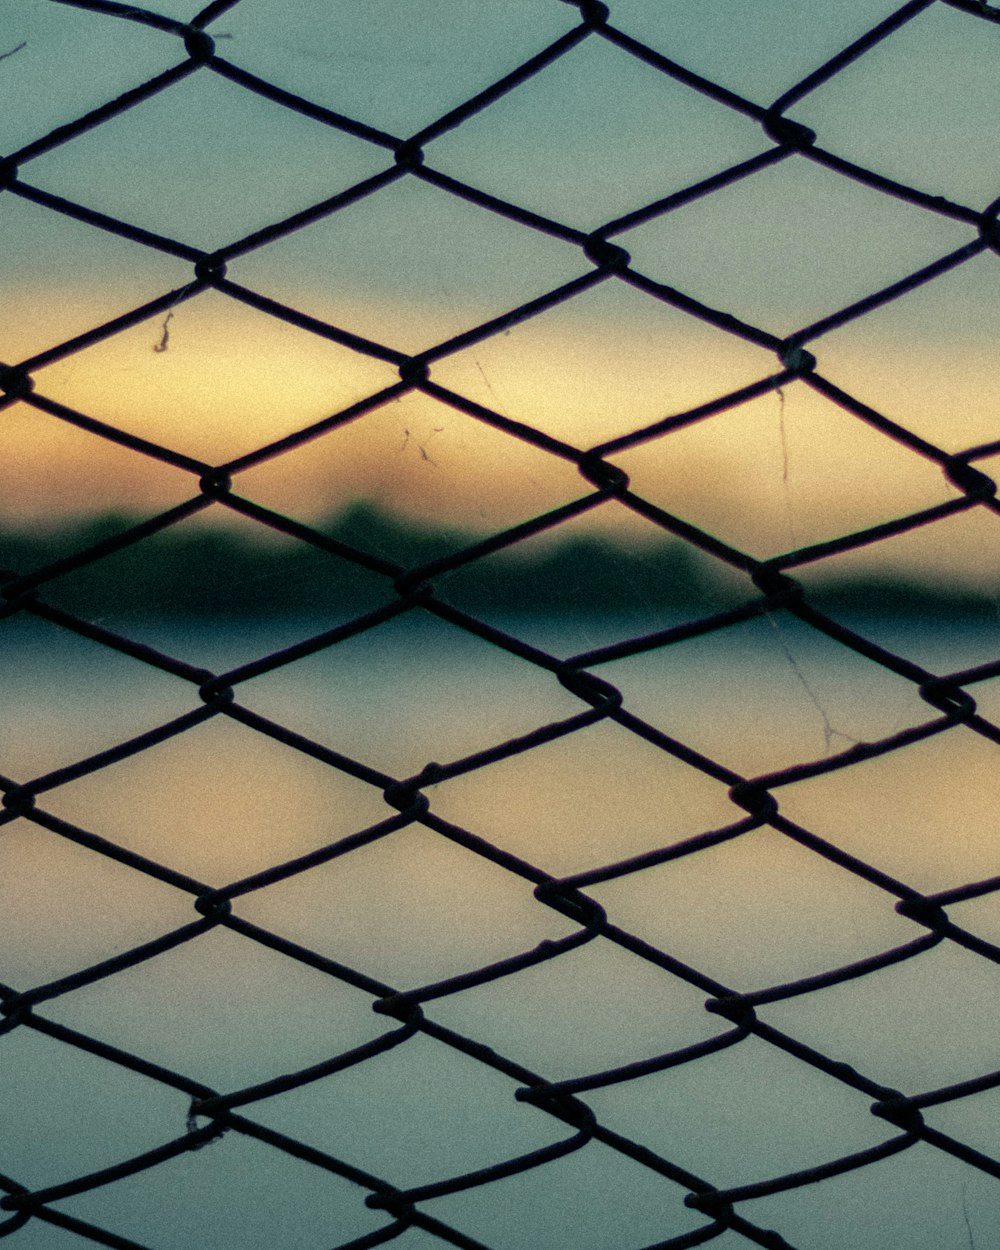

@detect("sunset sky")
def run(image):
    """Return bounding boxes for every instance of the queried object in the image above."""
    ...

[6,11,1000,1245]
[3,0,1000,582]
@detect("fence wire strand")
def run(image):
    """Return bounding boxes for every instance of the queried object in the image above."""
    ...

[3,1,1000,1247]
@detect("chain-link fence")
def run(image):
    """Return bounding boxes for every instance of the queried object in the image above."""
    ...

[3,1,1000,1246]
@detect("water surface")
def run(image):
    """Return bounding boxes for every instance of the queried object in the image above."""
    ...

[3,611,999,1249]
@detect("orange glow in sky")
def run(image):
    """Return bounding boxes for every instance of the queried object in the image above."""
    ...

[5,280,999,589]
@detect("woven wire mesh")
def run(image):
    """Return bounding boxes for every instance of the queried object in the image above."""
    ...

[3,1,1000,1246]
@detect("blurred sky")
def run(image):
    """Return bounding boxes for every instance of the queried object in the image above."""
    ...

[2,0,1000,580]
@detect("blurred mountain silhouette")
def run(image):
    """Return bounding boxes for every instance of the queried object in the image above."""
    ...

[1,500,995,622]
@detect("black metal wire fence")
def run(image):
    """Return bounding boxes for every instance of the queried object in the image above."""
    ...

[3,1,1000,1247]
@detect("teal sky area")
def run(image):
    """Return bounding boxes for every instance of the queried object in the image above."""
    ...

[3,0,998,337]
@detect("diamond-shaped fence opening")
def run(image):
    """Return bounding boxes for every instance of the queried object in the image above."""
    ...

[231,175,590,355]
[4,3,1000,1248]
[428,32,773,230]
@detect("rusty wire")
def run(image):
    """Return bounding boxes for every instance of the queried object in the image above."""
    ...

[3,1,1000,1247]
